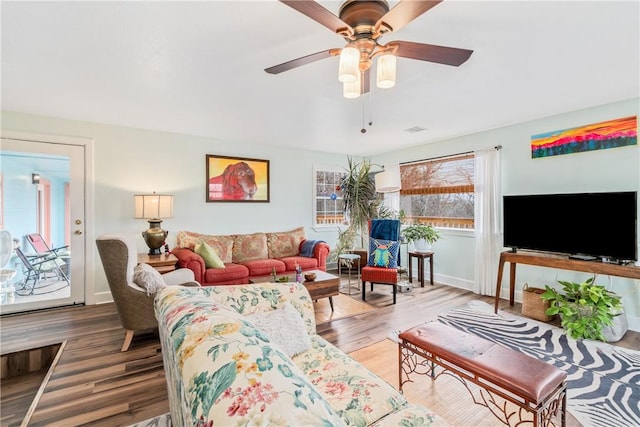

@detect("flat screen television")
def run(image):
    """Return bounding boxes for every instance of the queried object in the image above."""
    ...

[503,191,638,262]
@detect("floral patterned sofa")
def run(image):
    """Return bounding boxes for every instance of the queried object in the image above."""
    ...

[171,228,330,286]
[155,283,449,427]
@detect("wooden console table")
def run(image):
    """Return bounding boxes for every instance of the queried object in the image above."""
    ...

[494,250,640,313]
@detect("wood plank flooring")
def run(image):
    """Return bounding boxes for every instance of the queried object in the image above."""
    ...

[1,280,638,426]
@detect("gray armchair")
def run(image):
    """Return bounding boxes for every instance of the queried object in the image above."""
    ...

[96,233,200,351]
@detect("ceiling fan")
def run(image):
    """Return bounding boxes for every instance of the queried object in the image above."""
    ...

[265,0,473,98]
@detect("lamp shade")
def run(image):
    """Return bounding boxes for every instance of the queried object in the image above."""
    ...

[134,193,174,219]
[343,70,362,99]
[376,53,396,89]
[375,166,402,193]
[338,46,360,83]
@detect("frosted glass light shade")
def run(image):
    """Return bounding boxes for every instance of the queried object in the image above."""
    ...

[376,53,397,89]
[343,70,362,99]
[338,46,360,83]
[375,167,401,193]
[134,193,174,219]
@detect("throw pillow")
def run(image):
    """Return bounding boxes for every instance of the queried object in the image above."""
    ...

[368,238,400,268]
[175,230,202,251]
[245,302,312,358]
[232,232,268,263]
[195,242,225,269]
[133,263,166,295]
[176,231,235,263]
[198,235,235,264]
[266,227,306,258]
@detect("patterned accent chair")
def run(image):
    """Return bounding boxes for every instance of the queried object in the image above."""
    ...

[361,219,401,304]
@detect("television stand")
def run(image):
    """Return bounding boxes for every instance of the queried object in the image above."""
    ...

[494,250,640,313]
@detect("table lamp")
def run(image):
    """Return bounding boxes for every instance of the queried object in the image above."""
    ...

[134,192,174,255]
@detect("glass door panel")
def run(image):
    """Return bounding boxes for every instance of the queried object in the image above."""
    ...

[0,138,85,313]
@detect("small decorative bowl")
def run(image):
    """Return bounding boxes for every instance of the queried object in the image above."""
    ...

[304,272,317,282]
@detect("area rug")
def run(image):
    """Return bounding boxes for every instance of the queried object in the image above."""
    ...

[431,302,640,427]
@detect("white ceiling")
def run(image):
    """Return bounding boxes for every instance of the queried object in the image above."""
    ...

[2,1,638,156]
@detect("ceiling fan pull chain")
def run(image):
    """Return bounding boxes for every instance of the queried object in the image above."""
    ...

[361,99,367,134]
[368,90,373,128]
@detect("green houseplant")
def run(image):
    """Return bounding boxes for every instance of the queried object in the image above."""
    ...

[401,224,440,251]
[332,157,394,262]
[541,277,624,342]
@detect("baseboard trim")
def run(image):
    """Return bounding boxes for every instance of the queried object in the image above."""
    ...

[94,291,114,304]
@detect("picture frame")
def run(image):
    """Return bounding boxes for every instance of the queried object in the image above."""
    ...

[206,154,270,202]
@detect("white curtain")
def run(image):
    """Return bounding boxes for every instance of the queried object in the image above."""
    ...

[383,191,400,214]
[473,147,501,295]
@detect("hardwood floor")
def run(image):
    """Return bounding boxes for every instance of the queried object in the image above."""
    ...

[1,280,638,426]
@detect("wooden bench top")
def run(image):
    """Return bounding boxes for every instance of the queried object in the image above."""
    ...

[399,322,567,403]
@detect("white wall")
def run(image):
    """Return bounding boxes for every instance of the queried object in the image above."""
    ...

[371,98,640,331]
[2,111,350,302]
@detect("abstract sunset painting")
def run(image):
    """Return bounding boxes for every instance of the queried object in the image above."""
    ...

[531,116,637,158]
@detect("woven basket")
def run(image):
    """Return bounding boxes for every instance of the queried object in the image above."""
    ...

[522,284,553,322]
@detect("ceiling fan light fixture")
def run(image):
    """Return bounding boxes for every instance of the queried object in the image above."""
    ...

[343,70,362,99]
[376,53,396,89]
[338,45,360,83]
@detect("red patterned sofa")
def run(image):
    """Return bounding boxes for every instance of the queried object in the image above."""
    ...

[171,228,330,286]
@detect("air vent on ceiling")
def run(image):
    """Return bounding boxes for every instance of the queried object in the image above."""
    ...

[404,126,427,134]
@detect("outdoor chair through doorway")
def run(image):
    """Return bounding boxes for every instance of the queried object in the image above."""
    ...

[14,247,70,296]
[26,233,70,259]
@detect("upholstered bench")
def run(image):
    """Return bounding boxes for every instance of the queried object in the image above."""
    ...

[398,323,567,427]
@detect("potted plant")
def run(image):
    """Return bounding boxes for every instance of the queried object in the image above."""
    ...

[401,224,440,251]
[541,277,626,342]
[332,157,391,263]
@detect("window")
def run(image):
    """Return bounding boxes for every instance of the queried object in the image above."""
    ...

[314,168,347,228]
[400,153,475,229]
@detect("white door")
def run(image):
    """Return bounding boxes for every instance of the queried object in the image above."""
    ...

[1,136,87,314]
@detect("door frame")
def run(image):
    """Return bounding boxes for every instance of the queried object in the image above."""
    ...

[1,130,95,304]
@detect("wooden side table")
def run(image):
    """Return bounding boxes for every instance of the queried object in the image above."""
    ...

[408,251,434,287]
[138,253,178,274]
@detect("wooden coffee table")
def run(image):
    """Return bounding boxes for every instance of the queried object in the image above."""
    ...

[249,270,339,311]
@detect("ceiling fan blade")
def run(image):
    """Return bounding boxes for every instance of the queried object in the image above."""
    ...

[390,41,473,66]
[280,0,353,36]
[265,49,340,74]
[376,0,442,33]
